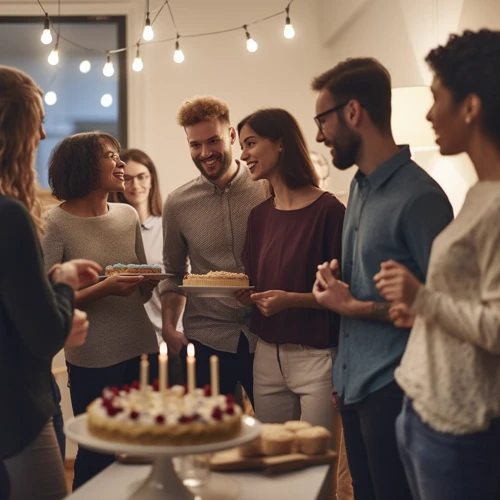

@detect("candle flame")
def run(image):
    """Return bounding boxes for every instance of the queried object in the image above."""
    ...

[160,341,168,355]
[187,343,195,358]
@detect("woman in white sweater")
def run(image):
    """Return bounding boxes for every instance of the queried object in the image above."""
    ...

[374,29,500,500]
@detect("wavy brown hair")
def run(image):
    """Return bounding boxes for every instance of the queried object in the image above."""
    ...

[0,66,44,233]
[109,148,162,216]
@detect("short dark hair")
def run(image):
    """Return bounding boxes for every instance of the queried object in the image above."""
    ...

[237,108,319,190]
[311,58,392,133]
[426,29,500,145]
[49,131,121,200]
[109,148,163,216]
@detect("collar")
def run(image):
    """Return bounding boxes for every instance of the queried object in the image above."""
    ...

[141,215,157,230]
[199,160,247,192]
[355,145,411,191]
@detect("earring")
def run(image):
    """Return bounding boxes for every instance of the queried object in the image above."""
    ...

[465,116,471,124]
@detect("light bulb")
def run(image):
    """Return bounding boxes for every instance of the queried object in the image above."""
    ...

[79,60,91,73]
[41,14,52,44]
[246,37,258,53]
[41,29,52,45]
[103,54,114,77]
[44,91,57,106]
[143,17,154,41]
[173,40,184,63]
[284,18,295,39]
[101,94,113,108]
[48,45,59,66]
[132,56,143,72]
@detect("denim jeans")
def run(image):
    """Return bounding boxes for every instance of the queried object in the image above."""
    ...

[396,397,500,500]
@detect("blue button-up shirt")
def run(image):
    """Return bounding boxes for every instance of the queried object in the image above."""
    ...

[334,146,454,404]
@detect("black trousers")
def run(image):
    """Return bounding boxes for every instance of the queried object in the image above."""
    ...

[0,461,9,500]
[67,354,158,491]
[180,333,255,406]
[339,381,412,500]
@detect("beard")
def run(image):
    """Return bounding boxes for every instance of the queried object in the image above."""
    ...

[328,120,361,171]
[193,150,233,181]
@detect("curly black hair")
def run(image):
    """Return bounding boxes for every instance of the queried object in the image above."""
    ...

[426,29,500,144]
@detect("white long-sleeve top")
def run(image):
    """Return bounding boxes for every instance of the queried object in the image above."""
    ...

[396,181,500,434]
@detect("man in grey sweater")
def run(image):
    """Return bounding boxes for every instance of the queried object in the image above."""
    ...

[159,96,267,404]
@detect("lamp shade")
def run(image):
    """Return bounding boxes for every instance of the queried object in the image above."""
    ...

[391,86,437,151]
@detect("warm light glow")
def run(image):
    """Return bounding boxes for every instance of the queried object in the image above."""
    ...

[41,29,52,45]
[173,44,185,63]
[79,60,91,73]
[48,47,59,66]
[246,37,258,52]
[284,21,295,39]
[244,416,256,426]
[103,55,114,77]
[187,343,195,358]
[143,20,154,41]
[132,56,143,72]
[160,341,168,356]
[100,94,113,108]
[44,91,57,106]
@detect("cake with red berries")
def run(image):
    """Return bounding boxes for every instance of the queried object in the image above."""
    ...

[183,271,249,287]
[86,382,242,446]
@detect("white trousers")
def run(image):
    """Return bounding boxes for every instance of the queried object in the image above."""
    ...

[4,419,67,500]
[253,338,337,435]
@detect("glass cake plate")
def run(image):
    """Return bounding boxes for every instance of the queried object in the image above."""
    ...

[65,414,261,500]
[178,286,254,298]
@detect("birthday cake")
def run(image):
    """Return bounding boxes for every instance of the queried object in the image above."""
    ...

[105,264,162,276]
[86,383,242,446]
[183,271,249,287]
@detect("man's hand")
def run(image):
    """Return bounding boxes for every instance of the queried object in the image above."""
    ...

[50,259,102,290]
[374,260,422,308]
[250,290,290,317]
[313,261,355,315]
[64,309,89,348]
[234,289,254,306]
[389,302,416,328]
[163,328,188,355]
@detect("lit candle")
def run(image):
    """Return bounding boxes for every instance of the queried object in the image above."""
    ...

[187,343,196,393]
[159,341,168,394]
[210,355,219,396]
[140,354,149,391]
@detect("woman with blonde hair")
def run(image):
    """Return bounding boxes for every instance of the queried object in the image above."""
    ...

[0,65,100,500]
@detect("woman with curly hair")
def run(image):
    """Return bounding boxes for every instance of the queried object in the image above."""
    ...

[375,29,500,500]
[0,65,100,500]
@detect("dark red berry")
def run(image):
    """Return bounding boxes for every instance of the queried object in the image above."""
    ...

[131,380,140,390]
[122,384,131,393]
[225,405,235,415]
[130,411,140,420]
[156,415,165,424]
[225,394,235,403]
[203,385,212,397]
[211,407,222,421]
[179,415,193,424]
[152,379,159,392]
[110,386,120,396]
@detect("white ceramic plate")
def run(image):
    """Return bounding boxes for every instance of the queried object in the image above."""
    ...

[178,286,254,298]
[98,273,174,281]
[65,414,261,457]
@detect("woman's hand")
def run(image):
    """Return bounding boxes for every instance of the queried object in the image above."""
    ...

[49,259,102,290]
[234,289,254,306]
[250,290,290,317]
[374,260,422,308]
[100,275,144,297]
[64,309,89,348]
[389,302,416,328]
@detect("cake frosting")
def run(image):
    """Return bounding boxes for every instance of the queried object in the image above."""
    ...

[105,264,162,276]
[183,271,249,287]
[87,382,242,446]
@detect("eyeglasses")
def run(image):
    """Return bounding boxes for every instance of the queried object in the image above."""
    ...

[104,152,121,162]
[314,102,348,131]
[124,173,151,186]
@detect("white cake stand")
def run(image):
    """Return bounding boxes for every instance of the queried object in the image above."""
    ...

[65,414,261,500]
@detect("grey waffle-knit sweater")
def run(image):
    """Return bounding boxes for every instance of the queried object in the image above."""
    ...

[42,203,159,368]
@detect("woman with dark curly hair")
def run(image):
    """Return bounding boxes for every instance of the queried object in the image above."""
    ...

[375,29,500,500]
[42,133,159,489]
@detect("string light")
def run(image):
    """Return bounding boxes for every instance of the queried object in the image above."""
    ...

[284,6,295,39]
[101,94,113,108]
[132,45,144,72]
[41,13,52,44]
[173,36,184,63]
[143,1,154,41]
[79,60,91,73]
[103,52,115,77]
[48,39,59,65]
[44,91,57,105]
[244,25,258,53]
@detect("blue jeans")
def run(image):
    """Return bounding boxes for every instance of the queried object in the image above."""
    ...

[396,397,500,500]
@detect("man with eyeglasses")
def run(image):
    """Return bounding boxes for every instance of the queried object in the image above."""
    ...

[158,96,267,406]
[310,58,454,500]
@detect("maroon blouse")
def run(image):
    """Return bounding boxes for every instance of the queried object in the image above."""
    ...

[242,192,345,348]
